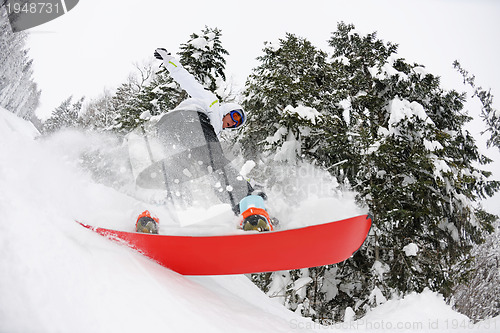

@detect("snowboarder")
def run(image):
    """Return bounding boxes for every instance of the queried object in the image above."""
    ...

[154,48,246,136]
[134,48,275,233]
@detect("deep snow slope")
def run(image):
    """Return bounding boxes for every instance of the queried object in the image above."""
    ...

[0,107,315,332]
[2,108,498,333]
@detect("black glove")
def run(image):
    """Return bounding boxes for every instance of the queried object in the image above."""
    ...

[154,48,170,60]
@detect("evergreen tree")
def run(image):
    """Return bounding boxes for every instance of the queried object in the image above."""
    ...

[453,61,500,150]
[241,23,499,323]
[0,7,41,119]
[178,26,229,98]
[240,32,367,322]
[328,22,498,303]
[110,62,179,134]
[240,33,337,161]
[79,90,117,132]
[453,220,500,321]
[42,96,84,134]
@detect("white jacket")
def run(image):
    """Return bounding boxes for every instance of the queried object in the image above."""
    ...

[158,51,238,137]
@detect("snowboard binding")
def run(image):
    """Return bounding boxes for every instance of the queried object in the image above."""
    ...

[239,195,274,232]
[136,210,159,234]
[241,210,273,232]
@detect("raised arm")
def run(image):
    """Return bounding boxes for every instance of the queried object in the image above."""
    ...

[154,48,218,105]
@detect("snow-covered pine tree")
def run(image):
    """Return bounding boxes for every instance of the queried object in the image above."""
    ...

[178,26,229,99]
[0,7,41,119]
[42,96,84,134]
[78,90,117,132]
[327,22,499,315]
[241,33,356,322]
[240,33,337,162]
[453,219,499,321]
[110,62,181,134]
[453,61,500,151]
[241,23,499,324]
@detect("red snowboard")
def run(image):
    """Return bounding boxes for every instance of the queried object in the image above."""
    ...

[78,214,371,275]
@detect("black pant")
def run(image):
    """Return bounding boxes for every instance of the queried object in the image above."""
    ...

[136,110,252,210]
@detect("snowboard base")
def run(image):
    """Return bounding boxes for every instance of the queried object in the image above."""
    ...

[78,214,371,275]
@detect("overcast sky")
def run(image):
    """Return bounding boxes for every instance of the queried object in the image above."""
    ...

[25,0,500,211]
[26,0,500,117]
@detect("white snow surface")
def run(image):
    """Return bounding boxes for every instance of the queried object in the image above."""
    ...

[284,105,322,125]
[403,243,419,257]
[1,107,498,332]
[388,97,433,135]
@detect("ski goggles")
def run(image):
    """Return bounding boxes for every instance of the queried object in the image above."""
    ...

[229,109,245,128]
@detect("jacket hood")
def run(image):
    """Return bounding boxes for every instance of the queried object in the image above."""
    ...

[219,103,244,116]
